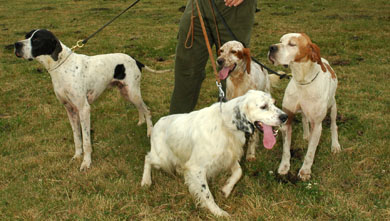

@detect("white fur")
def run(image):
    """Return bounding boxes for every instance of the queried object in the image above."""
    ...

[141,90,287,216]
[269,33,341,181]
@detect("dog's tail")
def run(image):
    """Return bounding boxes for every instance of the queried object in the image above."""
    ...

[144,66,171,74]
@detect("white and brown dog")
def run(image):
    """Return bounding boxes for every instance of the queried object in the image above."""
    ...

[268,33,341,181]
[14,29,167,171]
[217,40,272,161]
[141,90,287,217]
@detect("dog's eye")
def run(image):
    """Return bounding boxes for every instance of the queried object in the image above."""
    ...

[230,50,237,54]
[288,42,296,46]
[219,49,224,53]
[261,104,268,110]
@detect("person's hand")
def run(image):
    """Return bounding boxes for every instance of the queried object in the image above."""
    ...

[224,0,244,7]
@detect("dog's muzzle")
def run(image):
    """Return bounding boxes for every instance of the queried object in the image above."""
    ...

[14,42,23,58]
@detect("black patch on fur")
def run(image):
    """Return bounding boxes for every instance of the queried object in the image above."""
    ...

[233,106,254,135]
[201,184,206,189]
[135,59,145,72]
[114,64,126,80]
[29,29,62,61]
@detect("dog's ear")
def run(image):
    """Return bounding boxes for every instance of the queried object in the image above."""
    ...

[233,106,254,135]
[310,43,326,72]
[25,30,36,39]
[50,38,62,61]
[243,48,251,74]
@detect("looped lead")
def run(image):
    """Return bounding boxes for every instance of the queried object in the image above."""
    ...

[71,40,85,51]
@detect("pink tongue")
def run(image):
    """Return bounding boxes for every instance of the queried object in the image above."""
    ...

[262,124,276,149]
[218,67,231,80]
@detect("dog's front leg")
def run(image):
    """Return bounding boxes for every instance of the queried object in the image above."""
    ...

[222,161,242,198]
[79,102,92,171]
[278,114,294,175]
[65,105,82,159]
[185,168,229,217]
[298,121,322,181]
[246,132,258,161]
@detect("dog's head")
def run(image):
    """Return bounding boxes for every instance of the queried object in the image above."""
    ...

[233,90,287,149]
[268,33,326,72]
[217,40,251,80]
[14,29,62,61]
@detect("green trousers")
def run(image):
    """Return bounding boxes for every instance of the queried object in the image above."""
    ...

[169,0,257,114]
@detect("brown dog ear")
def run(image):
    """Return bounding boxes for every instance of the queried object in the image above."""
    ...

[243,48,251,74]
[310,43,326,72]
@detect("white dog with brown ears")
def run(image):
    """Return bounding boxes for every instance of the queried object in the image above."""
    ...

[217,40,272,161]
[268,33,341,181]
[141,90,287,217]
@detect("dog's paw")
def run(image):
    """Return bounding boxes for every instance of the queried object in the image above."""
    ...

[278,163,290,175]
[331,144,341,154]
[221,185,233,198]
[298,168,311,181]
[213,209,230,217]
[79,160,91,171]
[141,178,152,187]
[246,155,256,162]
[72,153,82,160]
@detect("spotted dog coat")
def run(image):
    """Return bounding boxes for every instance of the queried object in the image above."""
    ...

[141,90,287,217]
[268,33,341,181]
[14,29,166,171]
[217,40,271,161]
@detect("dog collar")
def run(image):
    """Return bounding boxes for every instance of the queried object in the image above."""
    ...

[295,70,320,85]
[48,51,73,72]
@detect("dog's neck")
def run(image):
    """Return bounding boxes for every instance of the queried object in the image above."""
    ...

[36,42,73,72]
[290,60,321,84]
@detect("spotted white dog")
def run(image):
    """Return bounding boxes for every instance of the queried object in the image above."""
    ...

[14,29,168,171]
[268,33,341,180]
[141,90,287,217]
[217,40,272,162]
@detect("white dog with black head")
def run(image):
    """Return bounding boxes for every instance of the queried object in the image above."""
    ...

[14,29,168,171]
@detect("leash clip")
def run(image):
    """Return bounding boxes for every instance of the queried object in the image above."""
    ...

[71,40,85,51]
[216,81,225,101]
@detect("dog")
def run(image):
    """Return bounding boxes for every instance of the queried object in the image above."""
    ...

[14,29,168,171]
[141,90,287,216]
[268,33,341,181]
[217,40,271,161]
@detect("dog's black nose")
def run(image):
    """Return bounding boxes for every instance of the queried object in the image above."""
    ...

[269,45,278,53]
[217,58,225,66]
[279,114,288,123]
[14,42,23,50]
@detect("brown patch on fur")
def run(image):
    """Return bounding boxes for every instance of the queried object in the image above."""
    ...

[324,63,336,79]
[243,48,251,74]
[295,33,326,72]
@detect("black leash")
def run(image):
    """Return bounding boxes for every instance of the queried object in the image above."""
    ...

[72,0,141,50]
[210,0,289,79]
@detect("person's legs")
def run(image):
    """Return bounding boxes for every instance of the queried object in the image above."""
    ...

[170,0,257,114]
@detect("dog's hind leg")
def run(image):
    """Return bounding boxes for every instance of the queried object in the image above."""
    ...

[330,103,341,153]
[64,104,82,159]
[222,161,242,198]
[185,168,229,217]
[79,102,92,171]
[119,83,153,137]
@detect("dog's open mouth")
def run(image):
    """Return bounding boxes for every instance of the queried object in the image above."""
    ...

[15,51,22,58]
[255,121,279,149]
[218,64,236,80]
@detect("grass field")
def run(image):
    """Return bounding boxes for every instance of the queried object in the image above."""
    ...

[1,0,390,219]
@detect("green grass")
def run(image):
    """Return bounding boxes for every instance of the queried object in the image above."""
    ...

[1,0,390,219]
